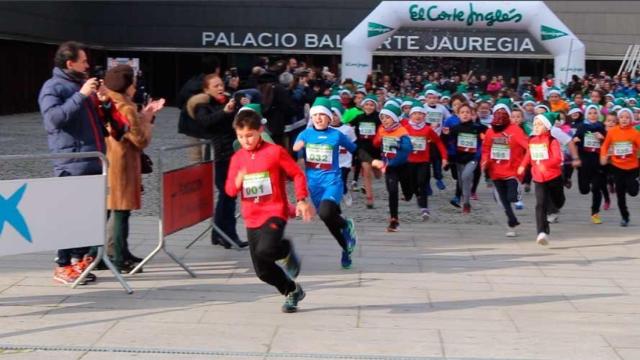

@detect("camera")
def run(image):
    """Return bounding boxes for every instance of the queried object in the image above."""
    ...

[91,65,105,80]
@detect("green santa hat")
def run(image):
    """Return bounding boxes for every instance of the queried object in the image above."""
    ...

[547,87,562,98]
[330,100,345,121]
[475,94,492,104]
[618,107,634,120]
[339,88,353,97]
[534,112,559,130]
[379,102,402,123]
[238,103,267,125]
[342,107,364,124]
[424,89,440,97]
[456,83,469,94]
[534,103,550,113]
[401,96,414,109]
[355,87,367,96]
[492,102,512,116]
[409,100,427,115]
[361,94,378,107]
[310,97,333,119]
[568,104,583,116]
[440,90,452,100]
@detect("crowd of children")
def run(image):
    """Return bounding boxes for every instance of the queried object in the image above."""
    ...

[225,77,640,313]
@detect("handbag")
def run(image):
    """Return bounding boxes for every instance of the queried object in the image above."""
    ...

[141,151,153,174]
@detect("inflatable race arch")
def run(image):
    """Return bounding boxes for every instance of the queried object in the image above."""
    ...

[341,1,585,84]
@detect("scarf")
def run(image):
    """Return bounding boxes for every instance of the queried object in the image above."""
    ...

[409,120,427,130]
[383,122,401,132]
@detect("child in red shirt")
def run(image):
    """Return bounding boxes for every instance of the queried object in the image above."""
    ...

[225,110,313,313]
[401,100,448,220]
[518,112,565,245]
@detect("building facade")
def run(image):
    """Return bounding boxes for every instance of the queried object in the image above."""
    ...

[0,1,638,114]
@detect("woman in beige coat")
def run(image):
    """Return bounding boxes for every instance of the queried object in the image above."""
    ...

[103,65,164,272]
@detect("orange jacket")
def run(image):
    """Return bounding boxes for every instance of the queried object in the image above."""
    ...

[600,125,640,170]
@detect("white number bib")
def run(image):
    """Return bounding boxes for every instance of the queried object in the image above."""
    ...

[584,132,601,149]
[359,122,376,136]
[409,136,427,151]
[490,144,511,160]
[243,172,273,198]
[306,144,333,164]
[530,143,549,161]
[382,136,397,154]
[457,133,477,150]
[613,141,633,156]
[426,112,443,124]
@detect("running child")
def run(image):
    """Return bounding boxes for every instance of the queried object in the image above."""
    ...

[225,110,313,313]
[294,97,359,268]
[329,100,357,207]
[401,100,448,220]
[372,102,413,231]
[351,95,382,208]
[444,103,487,213]
[573,104,608,224]
[424,89,451,191]
[600,108,640,226]
[518,112,565,245]
[481,104,529,236]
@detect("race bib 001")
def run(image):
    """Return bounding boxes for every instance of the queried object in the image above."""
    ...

[584,132,601,149]
[243,172,273,198]
[382,136,398,154]
[530,143,549,161]
[457,133,478,150]
[613,141,633,156]
[409,136,427,151]
[306,144,333,164]
[490,144,510,160]
[359,122,376,136]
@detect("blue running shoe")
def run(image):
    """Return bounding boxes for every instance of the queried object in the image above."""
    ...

[515,201,524,210]
[436,179,446,190]
[450,196,461,208]
[341,250,352,269]
[343,218,357,254]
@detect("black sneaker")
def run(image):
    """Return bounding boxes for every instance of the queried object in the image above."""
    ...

[282,283,305,313]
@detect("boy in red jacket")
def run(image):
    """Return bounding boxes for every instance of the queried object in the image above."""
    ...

[518,112,565,245]
[225,110,314,313]
[481,104,529,237]
[401,100,448,220]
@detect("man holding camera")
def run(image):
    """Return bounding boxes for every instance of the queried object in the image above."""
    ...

[38,41,106,285]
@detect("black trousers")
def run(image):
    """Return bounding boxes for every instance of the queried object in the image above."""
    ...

[493,179,520,228]
[406,162,431,209]
[318,200,348,251]
[534,176,566,234]
[247,217,296,295]
[577,156,606,215]
[385,164,411,219]
[612,167,640,221]
[341,167,351,194]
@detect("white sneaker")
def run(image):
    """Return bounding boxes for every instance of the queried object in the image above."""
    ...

[343,192,353,207]
[547,213,559,223]
[536,232,549,246]
[506,230,517,237]
[514,201,524,210]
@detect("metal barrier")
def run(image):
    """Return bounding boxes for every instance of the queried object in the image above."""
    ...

[129,141,244,276]
[0,152,133,294]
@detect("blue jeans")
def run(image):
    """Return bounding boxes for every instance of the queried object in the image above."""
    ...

[212,160,239,241]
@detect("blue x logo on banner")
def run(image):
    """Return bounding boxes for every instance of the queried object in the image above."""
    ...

[0,184,32,243]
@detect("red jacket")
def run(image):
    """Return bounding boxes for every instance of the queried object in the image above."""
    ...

[520,132,563,183]
[481,124,529,180]
[225,141,308,228]
[401,119,448,163]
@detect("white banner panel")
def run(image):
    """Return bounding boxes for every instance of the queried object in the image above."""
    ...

[0,175,105,257]
[342,1,585,84]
